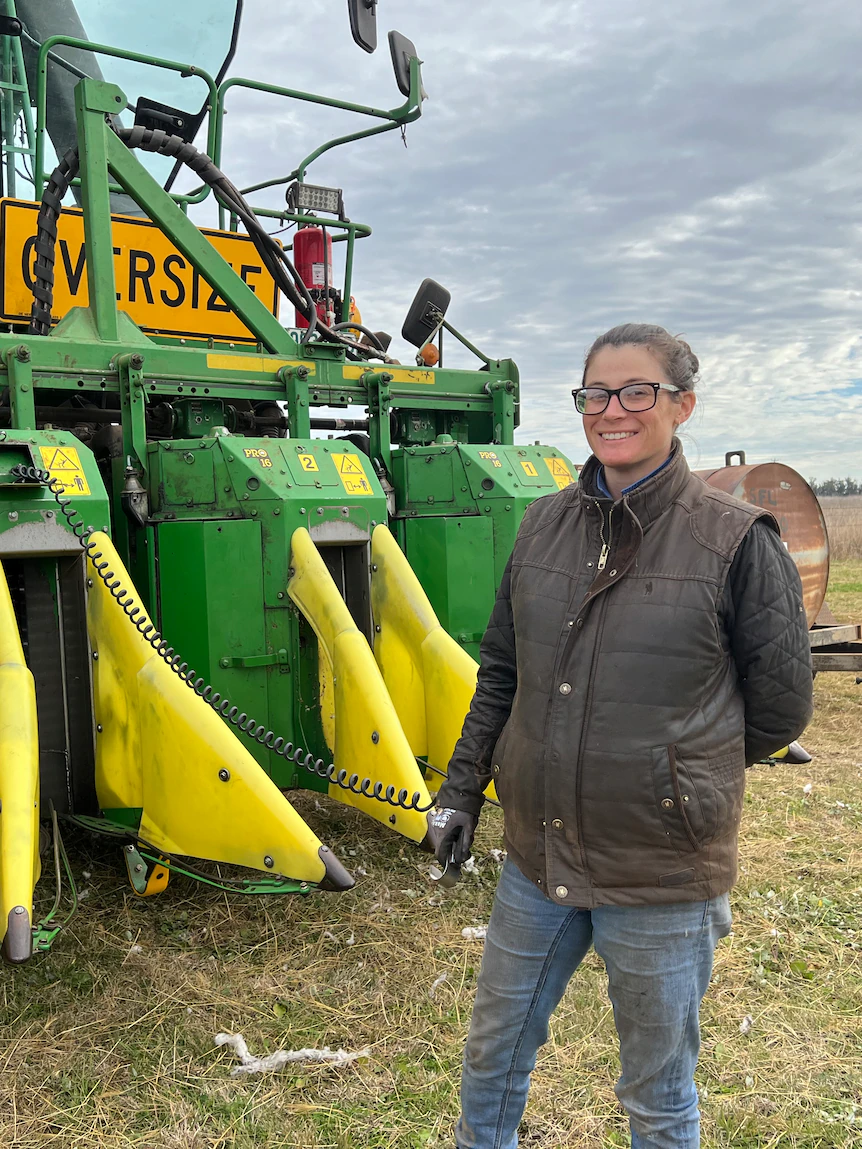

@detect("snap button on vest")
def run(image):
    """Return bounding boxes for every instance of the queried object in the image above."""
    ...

[661,797,675,809]
[555,885,568,898]
[552,819,563,829]
[576,618,584,629]
[559,682,572,695]
[493,764,500,774]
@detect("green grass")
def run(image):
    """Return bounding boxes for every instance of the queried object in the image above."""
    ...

[1,563,861,1147]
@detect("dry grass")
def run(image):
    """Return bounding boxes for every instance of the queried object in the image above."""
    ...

[0,568,860,1148]
[820,497,862,562]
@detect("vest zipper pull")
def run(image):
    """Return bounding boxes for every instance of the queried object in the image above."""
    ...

[597,543,610,571]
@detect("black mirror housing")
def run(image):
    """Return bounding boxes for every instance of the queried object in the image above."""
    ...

[389,30,418,97]
[402,279,450,348]
[348,0,377,53]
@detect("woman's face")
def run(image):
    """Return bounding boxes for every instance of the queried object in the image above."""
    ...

[581,344,696,477]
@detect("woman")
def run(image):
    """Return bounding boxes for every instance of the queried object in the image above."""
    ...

[431,324,813,1149]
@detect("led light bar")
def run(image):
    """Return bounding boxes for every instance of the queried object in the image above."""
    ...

[286,182,345,218]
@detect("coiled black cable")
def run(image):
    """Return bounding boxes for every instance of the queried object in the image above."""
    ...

[27,126,394,363]
[12,464,435,814]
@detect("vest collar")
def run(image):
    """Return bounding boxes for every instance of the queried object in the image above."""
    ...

[578,438,691,531]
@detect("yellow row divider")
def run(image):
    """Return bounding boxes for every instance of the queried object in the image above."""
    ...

[287,528,432,843]
[0,560,40,962]
[369,525,495,798]
[87,533,328,884]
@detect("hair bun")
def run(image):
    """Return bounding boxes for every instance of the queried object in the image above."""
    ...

[674,335,700,383]
[583,323,700,391]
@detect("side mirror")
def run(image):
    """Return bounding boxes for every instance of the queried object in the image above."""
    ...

[348,0,377,53]
[402,279,450,347]
[389,30,419,98]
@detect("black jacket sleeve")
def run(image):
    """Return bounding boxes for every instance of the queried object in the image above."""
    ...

[721,518,814,765]
[436,556,517,816]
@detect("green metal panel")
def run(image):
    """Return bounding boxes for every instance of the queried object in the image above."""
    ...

[391,440,577,649]
[156,518,269,765]
[162,447,217,506]
[403,515,496,662]
[134,436,388,789]
[0,431,110,552]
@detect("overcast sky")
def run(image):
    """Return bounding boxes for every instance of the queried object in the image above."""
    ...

[182,0,862,480]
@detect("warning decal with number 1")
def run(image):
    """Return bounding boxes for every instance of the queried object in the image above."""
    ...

[39,445,91,495]
[333,452,373,495]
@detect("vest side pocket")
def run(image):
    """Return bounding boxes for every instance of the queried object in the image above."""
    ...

[490,721,513,805]
[652,745,702,853]
[669,745,708,847]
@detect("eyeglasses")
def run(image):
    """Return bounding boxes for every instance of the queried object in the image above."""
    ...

[572,382,681,415]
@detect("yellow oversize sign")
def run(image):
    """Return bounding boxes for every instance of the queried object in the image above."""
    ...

[0,199,280,342]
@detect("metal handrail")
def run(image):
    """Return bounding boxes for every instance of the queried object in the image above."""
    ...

[34,34,218,206]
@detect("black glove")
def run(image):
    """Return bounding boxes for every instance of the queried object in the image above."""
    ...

[428,806,479,867]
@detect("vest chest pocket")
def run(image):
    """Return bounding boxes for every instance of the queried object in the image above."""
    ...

[652,745,708,853]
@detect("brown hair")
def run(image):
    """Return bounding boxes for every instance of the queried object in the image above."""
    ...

[582,324,699,392]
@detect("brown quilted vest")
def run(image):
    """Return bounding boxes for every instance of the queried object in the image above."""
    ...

[494,447,772,907]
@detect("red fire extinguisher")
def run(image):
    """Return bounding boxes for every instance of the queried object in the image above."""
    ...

[293,224,335,328]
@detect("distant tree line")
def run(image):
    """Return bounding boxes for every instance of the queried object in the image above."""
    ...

[808,477,861,496]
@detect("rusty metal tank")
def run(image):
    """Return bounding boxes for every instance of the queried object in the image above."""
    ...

[694,451,829,627]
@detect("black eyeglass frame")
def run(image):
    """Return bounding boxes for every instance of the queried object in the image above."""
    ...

[571,381,681,415]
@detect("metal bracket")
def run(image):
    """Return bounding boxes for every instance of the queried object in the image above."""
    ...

[4,345,35,430]
[485,379,516,446]
[280,364,311,438]
[219,648,289,669]
[365,369,392,474]
[124,843,170,896]
[117,352,148,479]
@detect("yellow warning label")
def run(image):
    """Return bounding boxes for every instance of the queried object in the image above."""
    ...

[39,445,90,495]
[297,454,319,472]
[333,452,373,496]
[543,456,574,491]
[520,460,539,477]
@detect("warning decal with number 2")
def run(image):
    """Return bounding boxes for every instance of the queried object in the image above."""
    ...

[333,452,373,495]
[39,445,90,495]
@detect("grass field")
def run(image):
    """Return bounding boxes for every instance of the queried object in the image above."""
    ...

[819,496,862,563]
[0,567,860,1148]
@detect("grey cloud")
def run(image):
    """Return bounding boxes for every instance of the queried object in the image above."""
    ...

[198,0,862,479]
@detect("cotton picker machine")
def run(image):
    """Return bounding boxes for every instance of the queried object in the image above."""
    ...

[0,0,579,961]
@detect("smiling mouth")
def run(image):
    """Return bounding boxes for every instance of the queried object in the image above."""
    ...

[599,431,638,440]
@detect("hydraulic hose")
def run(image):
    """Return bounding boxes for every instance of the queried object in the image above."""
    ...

[28,126,393,362]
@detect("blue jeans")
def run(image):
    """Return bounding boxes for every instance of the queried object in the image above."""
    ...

[456,859,732,1149]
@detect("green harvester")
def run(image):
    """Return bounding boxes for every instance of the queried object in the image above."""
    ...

[0,0,576,962]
